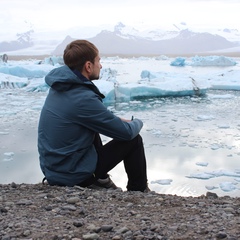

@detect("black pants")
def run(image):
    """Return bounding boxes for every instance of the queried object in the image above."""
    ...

[80,134,148,192]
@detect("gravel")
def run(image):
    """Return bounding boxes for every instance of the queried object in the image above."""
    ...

[0,183,240,240]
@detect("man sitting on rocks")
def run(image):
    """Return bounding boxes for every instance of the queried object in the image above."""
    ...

[38,40,149,192]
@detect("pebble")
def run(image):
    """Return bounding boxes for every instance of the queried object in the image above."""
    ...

[73,220,84,227]
[67,197,80,204]
[82,233,99,239]
[61,204,77,211]
[101,225,113,232]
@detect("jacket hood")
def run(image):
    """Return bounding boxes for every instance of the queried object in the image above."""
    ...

[45,65,105,99]
[45,65,90,91]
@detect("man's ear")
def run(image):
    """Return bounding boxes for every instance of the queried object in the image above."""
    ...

[84,61,92,73]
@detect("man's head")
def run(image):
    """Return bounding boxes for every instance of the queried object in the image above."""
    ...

[63,40,102,80]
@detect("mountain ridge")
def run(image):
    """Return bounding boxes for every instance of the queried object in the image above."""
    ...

[1,22,239,56]
[51,28,239,56]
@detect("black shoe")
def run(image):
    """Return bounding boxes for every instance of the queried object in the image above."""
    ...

[88,176,119,190]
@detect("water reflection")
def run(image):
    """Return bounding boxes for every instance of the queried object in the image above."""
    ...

[110,91,240,197]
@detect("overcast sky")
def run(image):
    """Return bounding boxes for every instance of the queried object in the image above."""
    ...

[1,0,239,40]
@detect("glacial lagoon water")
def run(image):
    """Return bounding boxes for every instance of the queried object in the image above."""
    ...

[0,57,240,197]
[1,89,240,197]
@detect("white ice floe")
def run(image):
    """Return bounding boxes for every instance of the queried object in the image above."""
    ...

[190,55,237,66]
[151,179,173,185]
[170,55,237,67]
[219,182,238,192]
[115,71,209,101]
[0,72,29,88]
[195,115,215,121]
[207,69,240,91]
[187,169,240,180]
[2,152,14,162]
[186,172,214,180]
[196,162,209,167]
[205,169,240,178]
[205,185,218,190]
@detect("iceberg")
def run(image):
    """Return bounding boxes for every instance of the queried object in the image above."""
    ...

[0,62,55,78]
[170,55,237,67]
[0,72,29,88]
[207,69,240,90]
[43,56,64,66]
[170,57,186,66]
[114,71,209,102]
[190,55,237,66]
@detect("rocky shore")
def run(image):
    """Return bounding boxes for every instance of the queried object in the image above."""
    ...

[0,183,240,240]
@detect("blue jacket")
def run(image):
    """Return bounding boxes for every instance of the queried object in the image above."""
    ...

[38,65,143,186]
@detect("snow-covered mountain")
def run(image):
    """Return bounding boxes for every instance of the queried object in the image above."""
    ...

[111,22,240,42]
[51,28,238,56]
[0,29,34,52]
[51,22,239,56]
[1,22,239,56]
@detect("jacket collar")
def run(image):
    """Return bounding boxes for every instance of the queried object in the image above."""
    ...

[72,69,89,82]
[71,69,105,100]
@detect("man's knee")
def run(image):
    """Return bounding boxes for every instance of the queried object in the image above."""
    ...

[133,134,143,145]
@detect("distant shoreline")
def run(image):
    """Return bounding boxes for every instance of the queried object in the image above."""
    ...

[6,52,240,61]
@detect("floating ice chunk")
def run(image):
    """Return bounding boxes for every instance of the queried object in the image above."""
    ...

[190,55,237,66]
[24,78,49,92]
[151,179,173,185]
[100,68,117,82]
[0,64,54,78]
[196,162,209,167]
[210,143,221,150]
[195,115,215,121]
[152,129,162,136]
[205,185,218,190]
[0,72,29,89]
[207,69,240,91]
[155,55,169,60]
[94,79,116,104]
[218,125,230,129]
[115,75,208,101]
[3,152,14,161]
[140,70,158,79]
[188,143,198,148]
[170,57,186,66]
[187,169,240,181]
[186,173,214,179]
[146,129,162,137]
[205,169,240,178]
[0,131,9,135]
[170,55,237,67]
[43,56,64,66]
[219,182,238,192]
[4,152,14,157]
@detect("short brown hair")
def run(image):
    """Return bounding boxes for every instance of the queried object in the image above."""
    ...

[63,40,98,72]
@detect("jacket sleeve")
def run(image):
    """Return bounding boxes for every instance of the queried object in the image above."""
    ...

[75,92,143,141]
